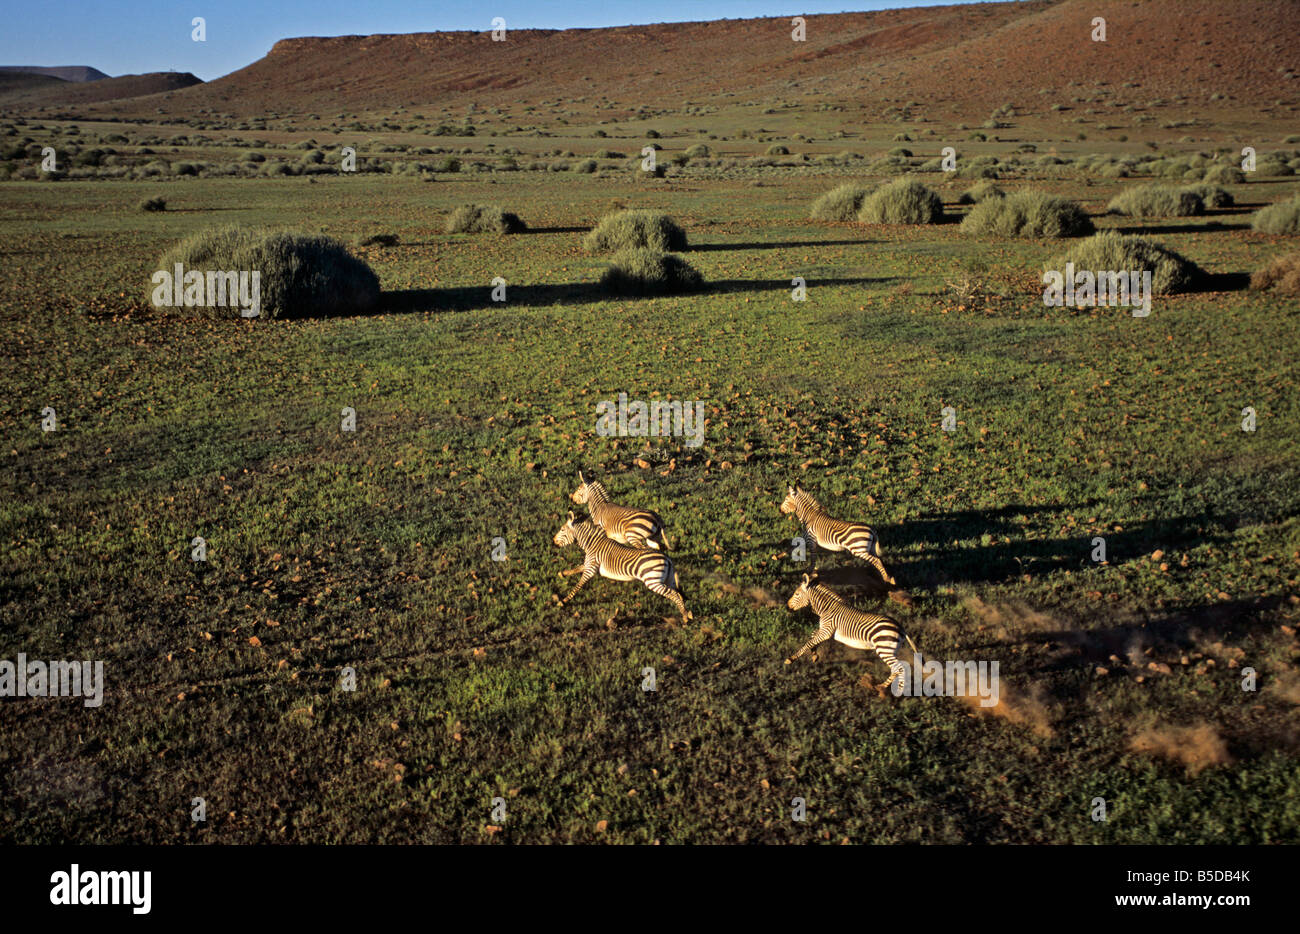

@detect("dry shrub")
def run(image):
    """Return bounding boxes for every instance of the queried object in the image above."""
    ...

[1250,252,1300,295]
[1183,184,1234,208]
[154,227,379,318]
[599,248,703,295]
[584,210,687,252]
[1252,197,1300,234]
[1048,232,1203,295]
[1202,164,1245,185]
[957,181,1005,204]
[961,189,1094,237]
[444,203,527,234]
[1129,722,1233,775]
[1107,184,1204,217]
[809,182,875,221]
[857,178,944,225]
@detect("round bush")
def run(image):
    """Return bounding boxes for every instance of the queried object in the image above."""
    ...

[857,178,944,225]
[444,204,527,234]
[766,144,790,155]
[809,183,875,221]
[961,190,1094,237]
[684,144,710,158]
[153,227,380,318]
[600,249,703,296]
[958,163,999,180]
[1047,232,1203,295]
[139,196,167,213]
[583,210,687,253]
[1201,164,1245,185]
[572,159,598,174]
[1255,158,1295,177]
[1183,184,1234,208]
[1107,184,1204,217]
[957,181,1005,204]
[1251,197,1300,234]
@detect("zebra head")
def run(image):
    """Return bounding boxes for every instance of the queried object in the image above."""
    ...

[553,512,579,547]
[779,483,804,516]
[787,573,815,611]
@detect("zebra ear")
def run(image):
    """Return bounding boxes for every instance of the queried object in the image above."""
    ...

[567,511,575,524]
[801,573,810,586]
[578,469,585,484]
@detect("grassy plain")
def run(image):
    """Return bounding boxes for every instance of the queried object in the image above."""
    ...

[2,123,1299,842]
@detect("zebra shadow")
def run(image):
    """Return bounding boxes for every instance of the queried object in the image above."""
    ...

[882,507,1233,591]
[1008,593,1286,676]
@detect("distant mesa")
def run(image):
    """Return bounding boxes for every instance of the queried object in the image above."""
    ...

[0,70,202,106]
[0,65,110,82]
[0,0,1296,118]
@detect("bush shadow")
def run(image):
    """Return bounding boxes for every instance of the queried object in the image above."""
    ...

[377,276,889,313]
[1110,220,1251,235]
[690,238,877,252]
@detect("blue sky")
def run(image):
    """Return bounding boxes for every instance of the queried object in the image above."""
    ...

[0,0,993,81]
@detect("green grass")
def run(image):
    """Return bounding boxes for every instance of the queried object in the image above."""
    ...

[1,161,1298,844]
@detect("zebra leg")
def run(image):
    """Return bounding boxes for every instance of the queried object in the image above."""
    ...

[879,661,906,692]
[785,621,834,665]
[626,531,658,550]
[563,564,597,604]
[646,580,690,620]
[853,544,896,586]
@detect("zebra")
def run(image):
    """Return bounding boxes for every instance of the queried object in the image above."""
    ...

[553,513,690,620]
[571,471,671,551]
[779,483,896,586]
[784,574,916,691]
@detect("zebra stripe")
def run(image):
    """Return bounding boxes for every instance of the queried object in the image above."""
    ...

[553,514,690,620]
[572,473,671,550]
[784,575,911,690]
[780,484,895,586]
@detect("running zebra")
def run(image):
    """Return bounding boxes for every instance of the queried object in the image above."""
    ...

[553,513,690,620]
[779,483,896,586]
[571,471,671,551]
[784,574,916,691]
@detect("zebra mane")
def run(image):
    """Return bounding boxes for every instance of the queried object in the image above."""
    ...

[809,583,846,606]
[790,486,819,515]
[570,517,605,542]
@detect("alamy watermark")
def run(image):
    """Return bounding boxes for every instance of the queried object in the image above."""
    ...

[50,864,150,914]
[151,264,261,318]
[1043,263,1152,317]
[1,655,104,707]
[595,392,705,448]
[892,655,1000,707]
